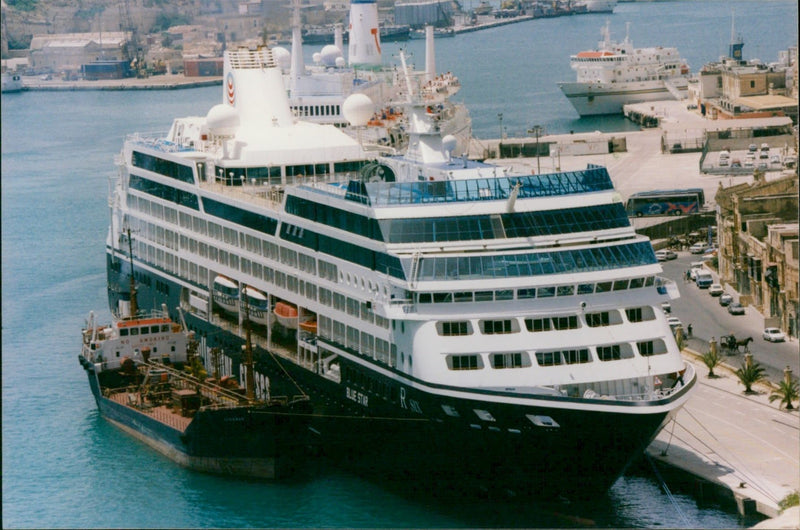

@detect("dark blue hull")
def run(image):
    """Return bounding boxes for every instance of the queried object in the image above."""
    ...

[106,260,692,497]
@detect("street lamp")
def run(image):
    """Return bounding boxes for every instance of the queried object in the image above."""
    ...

[528,125,544,174]
[497,113,504,140]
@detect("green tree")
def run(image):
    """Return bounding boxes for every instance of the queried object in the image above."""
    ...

[735,359,765,393]
[701,349,721,378]
[769,377,799,410]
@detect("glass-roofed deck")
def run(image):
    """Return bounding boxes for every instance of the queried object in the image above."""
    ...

[340,164,614,207]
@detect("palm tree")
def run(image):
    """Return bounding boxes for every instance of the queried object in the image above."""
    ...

[769,378,799,410]
[701,349,721,378]
[735,359,765,394]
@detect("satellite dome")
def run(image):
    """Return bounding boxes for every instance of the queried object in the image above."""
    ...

[342,93,374,127]
[206,104,240,136]
[320,45,343,67]
[335,56,346,68]
[312,52,322,64]
[272,47,291,71]
[442,134,458,154]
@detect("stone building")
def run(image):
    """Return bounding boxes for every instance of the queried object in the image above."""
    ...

[690,46,798,123]
[715,173,799,336]
[28,32,129,75]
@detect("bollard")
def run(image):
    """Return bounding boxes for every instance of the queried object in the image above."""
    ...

[710,338,717,356]
[744,352,752,369]
[785,366,793,386]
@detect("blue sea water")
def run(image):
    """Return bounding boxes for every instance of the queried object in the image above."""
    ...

[1,1,796,528]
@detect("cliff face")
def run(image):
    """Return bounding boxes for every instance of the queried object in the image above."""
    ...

[2,0,194,52]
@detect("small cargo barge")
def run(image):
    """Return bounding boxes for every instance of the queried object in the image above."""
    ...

[78,305,312,478]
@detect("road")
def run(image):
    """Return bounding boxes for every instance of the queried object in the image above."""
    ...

[659,253,799,383]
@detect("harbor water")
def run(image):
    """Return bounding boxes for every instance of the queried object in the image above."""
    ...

[2,1,796,527]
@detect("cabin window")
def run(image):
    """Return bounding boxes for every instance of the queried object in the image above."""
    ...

[586,311,610,327]
[437,321,472,336]
[563,348,591,365]
[597,344,621,361]
[525,318,551,332]
[447,354,483,370]
[150,325,160,333]
[557,285,574,296]
[535,351,563,366]
[481,319,516,334]
[517,288,536,299]
[551,315,579,330]
[538,286,555,298]
[638,339,667,356]
[490,352,529,369]
[120,328,129,337]
[626,307,644,322]
[129,328,139,336]
[577,283,594,294]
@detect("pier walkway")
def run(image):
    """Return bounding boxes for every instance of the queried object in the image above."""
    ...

[647,350,799,525]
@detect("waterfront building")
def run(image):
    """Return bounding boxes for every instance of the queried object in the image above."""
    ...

[715,173,799,335]
[28,32,129,76]
[690,45,798,124]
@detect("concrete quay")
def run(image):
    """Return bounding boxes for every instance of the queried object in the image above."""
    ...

[647,350,799,526]
[19,73,221,91]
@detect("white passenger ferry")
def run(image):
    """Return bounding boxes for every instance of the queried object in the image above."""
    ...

[558,22,690,116]
[105,43,695,496]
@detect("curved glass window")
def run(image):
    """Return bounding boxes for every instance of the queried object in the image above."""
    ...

[415,241,656,281]
[129,175,198,210]
[132,151,194,184]
[349,164,613,206]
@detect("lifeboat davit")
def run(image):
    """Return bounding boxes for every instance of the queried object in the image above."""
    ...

[274,302,299,329]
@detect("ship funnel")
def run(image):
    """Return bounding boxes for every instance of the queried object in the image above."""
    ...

[425,25,436,83]
[222,47,294,135]
[348,0,382,68]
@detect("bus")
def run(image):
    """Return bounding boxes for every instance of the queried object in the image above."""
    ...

[625,188,705,217]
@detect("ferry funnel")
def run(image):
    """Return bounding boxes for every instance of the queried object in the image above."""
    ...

[348,0,381,68]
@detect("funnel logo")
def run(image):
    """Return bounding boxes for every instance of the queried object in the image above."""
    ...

[226,73,235,105]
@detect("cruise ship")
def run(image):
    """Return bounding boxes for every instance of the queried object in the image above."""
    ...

[105,44,695,496]
[279,0,471,153]
[558,22,690,116]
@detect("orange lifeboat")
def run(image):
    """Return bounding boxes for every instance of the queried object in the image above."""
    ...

[299,320,317,334]
[274,302,299,329]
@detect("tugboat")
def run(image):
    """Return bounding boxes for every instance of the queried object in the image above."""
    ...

[79,239,313,478]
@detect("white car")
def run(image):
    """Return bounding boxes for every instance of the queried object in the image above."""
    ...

[655,249,677,261]
[762,328,786,342]
[689,242,709,254]
[708,283,724,296]
[667,317,682,332]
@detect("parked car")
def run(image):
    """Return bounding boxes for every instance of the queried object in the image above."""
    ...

[695,271,713,288]
[718,293,734,306]
[748,143,757,152]
[667,317,682,332]
[728,302,745,315]
[708,283,724,296]
[762,328,786,342]
[661,301,672,313]
[785,155,797,168]
[770,154,782,165]
[731,159,742,168]
[690,242,709,254]
[655,249,678,261]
